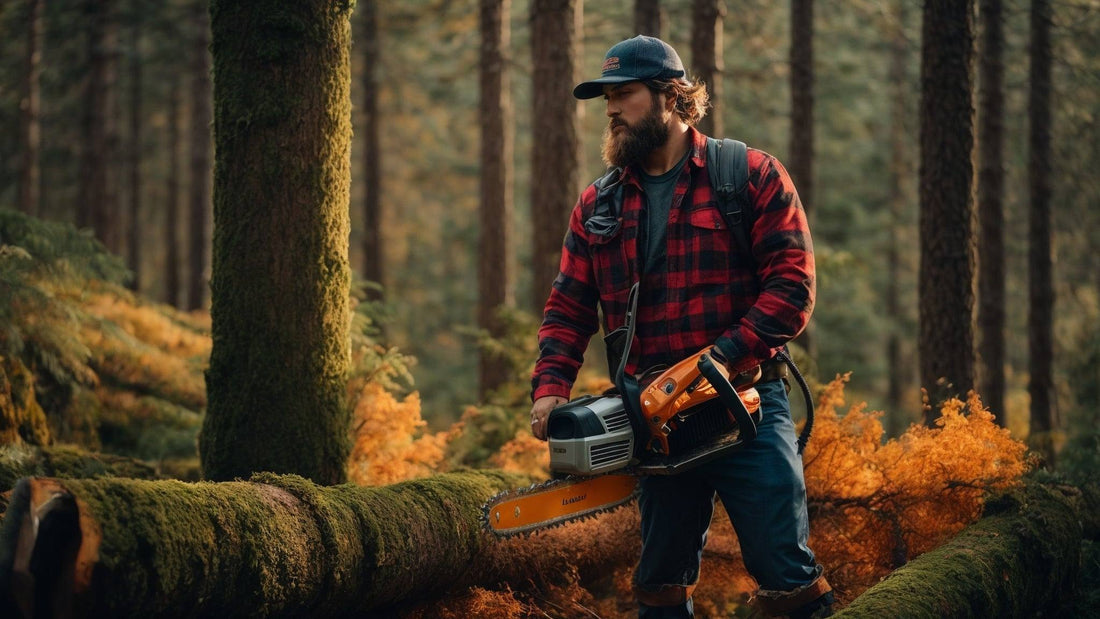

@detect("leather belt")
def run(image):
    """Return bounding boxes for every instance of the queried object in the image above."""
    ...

[760,356,789,383]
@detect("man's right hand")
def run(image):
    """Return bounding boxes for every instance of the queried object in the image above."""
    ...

[530,396,567,441]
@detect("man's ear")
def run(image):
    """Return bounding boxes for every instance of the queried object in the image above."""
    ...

[664,92,677,115]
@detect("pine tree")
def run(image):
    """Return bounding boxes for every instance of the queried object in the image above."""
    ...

[918,0,977,421]
[17,0,43,217]
[691,0,723,137]
[635,0,665,39]
[530,0,581,312]
[477,0,515,400]
[1027,0,1055,465]
[977,0,1007,424]
[201,0,354,485]
[359,0,383,300]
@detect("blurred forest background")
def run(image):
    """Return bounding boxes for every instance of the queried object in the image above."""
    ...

[1,0,1099,615]
[1,0,1099,484]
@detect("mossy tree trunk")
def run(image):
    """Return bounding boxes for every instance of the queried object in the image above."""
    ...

[201,0,354,485]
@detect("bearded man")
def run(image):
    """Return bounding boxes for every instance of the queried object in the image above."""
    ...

[529,36,834,618]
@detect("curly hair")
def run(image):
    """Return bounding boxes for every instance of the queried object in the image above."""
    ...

[645,77,711,127]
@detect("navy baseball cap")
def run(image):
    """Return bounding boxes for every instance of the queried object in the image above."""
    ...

[573,35,686,100]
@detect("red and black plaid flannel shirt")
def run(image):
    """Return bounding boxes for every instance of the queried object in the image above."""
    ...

[532,127,815,401]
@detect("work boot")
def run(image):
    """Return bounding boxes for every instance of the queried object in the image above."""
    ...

[786,591,835,619]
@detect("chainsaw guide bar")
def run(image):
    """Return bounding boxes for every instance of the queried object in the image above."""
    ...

[482,474,639,538]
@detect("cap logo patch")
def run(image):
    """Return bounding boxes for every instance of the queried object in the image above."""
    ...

[602,57,620,73]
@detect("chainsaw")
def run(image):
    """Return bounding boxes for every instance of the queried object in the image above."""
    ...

[482,284,815,537]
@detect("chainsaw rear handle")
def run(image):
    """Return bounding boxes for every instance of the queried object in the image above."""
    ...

[697,353,758,444]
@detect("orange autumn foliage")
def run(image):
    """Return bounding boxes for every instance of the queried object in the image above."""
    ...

[347,383,453,485]
[488,432,549,479]
[802,374,1030,602]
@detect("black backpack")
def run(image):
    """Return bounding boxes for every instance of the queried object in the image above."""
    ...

[584,137,753,254]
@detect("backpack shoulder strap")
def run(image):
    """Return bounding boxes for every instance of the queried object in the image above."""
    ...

[705,138,752,253]
[583,167,625,237]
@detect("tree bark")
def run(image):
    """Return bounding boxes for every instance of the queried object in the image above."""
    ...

[691,0,723,138]
[187,0,212,311]
[0,471,538,617]
[165,76,183,309]
[789,0,815,360]
[634,0,665,39]
[977,0,1006,425]
[886,0,913,435]
[78,0,120,255]
[17,0,43,217]
[125,10,143,293]
[201,0,354,485]
[360,0,384,301]
[1027,0,1055,465]
[530,0,581,313]
[918,0,977,421]
[835,481,1100,617]
[478,0,515,400]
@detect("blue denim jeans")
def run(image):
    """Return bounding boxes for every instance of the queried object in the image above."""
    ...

[634,379,821,618]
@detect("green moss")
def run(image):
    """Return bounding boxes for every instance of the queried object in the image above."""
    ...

[0,444,160,493]
[7,470,528,616]
[836,480,1084,618]
[203,0,353,486]
[0,356,51,446]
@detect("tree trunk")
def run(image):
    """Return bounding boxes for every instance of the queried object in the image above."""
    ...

[977,0,1006,425]
[885,0,913,435]
[477,0,515,400]
[201,0,354,485]
[918,0,977,422]
[1027,0,1055,466]
[187,0,213,311]
[360,0,383,301]
[634,0,665,39]
[78,0,120,255]
[165,76,183,309]
[17,0,43,217]
[125,11,143,293]
[789,0,815,360]
[691,0,723,138]
[530,0,581,313]
[835,481,1099,617]
[0,471,538,617]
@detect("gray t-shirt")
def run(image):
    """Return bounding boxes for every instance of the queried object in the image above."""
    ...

[639,149,691,275]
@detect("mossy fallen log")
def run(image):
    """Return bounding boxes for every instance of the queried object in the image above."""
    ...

[0,470,546,618]
[835,480,1100,618]
[0,444,162,515]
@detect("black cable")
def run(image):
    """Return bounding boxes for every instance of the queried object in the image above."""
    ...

[775,348,815,455]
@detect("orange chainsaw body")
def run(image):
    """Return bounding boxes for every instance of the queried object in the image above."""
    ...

[640,348,761,455]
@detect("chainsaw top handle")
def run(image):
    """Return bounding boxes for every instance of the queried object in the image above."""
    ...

[697,352,758,444]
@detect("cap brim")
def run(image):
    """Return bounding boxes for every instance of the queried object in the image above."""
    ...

[573,75,640,100]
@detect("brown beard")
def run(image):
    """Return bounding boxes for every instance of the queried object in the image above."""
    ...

[601,95,670,168]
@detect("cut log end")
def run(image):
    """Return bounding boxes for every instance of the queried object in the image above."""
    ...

[2,478,101,619]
